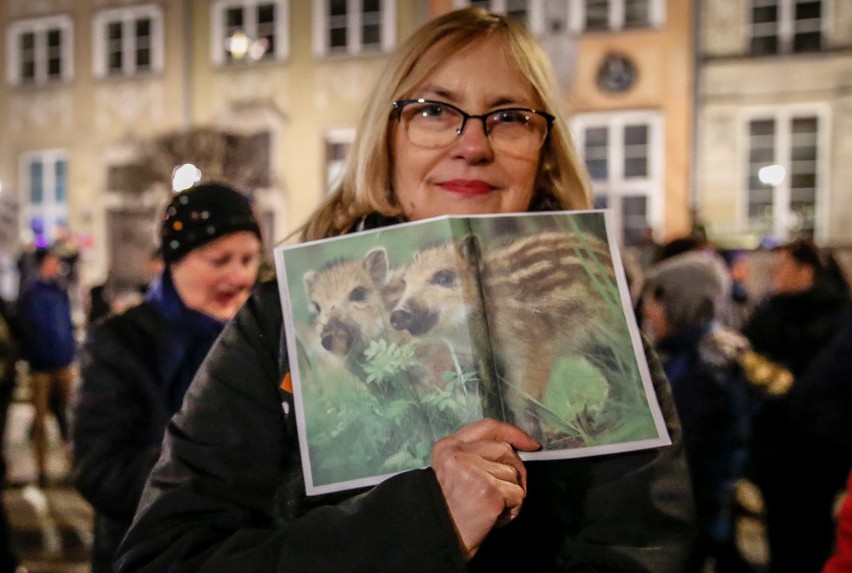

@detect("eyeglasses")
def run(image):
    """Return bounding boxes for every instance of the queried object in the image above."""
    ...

[392,98,555,158]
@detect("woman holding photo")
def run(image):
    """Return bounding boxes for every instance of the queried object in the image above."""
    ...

[116,8,694,572]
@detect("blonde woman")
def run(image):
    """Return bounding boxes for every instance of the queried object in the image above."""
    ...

[117,9,694,572]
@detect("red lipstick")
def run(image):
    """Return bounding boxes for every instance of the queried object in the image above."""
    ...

[438,179,494,195]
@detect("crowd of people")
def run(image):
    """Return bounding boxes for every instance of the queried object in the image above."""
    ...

[0,7,850,573]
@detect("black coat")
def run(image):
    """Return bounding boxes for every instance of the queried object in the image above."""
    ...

[742,282,849,378]
[741,284,850,572]
[73,302,196,573]
[114,280,695,573]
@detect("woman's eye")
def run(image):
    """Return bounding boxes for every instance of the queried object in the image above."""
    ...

[494,110,529,125]
[420,103,445,118]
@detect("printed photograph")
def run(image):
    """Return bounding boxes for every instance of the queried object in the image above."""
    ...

[276,211,669,494]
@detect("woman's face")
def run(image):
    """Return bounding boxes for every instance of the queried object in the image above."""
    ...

[770,249,814,294]
[391,36,541,221]
[170,231,262,321]
[641,294,670,341]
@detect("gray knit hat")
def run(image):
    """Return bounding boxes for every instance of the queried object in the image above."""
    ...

[643,251,728,331]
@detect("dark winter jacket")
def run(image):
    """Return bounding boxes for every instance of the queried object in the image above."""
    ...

[16,277,76,370]
[72,269,226,573]
[787,308,852,465]
[656,325,753,546]
[741,281,850,487]
[113,277,696,573]
[742,281,849,379]
[741,282,850,572]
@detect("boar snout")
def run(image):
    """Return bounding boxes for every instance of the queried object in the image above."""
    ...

[390,308,411,332]
[390,303,439,336]
[320,317,354,354]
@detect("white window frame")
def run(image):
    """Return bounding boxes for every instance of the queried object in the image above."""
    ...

[739,104,830,242]
[211,0,289,66]
[572,110,664,243]
[748,0,829,55]
[312,0,396,58]
[6,15,74,86]
[567,0,666,33]
[323,128,356,193]
[93,4,164,78]
[454,0,665,33]
[19,150,69,243]
[452,0,531,21]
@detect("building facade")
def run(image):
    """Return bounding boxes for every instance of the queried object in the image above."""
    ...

[1,0,429,295]
[0,0,694,297]
[697,0,852,248]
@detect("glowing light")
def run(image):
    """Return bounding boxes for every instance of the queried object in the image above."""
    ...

[758,164,786,186]
[225,30,268,62]
[172,164,202,192]
[226,30,250,60]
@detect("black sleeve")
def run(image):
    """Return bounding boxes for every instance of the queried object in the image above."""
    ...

[72,309,168,521]
[561,339,696,571]
[116,282,468,573]
[788,311,852,453]
[467,338,695,573]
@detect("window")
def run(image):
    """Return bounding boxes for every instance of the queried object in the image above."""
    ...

[324,129,355,192]
[212,0,288,65]
[458,1,666,33]
[313,0,395,57]
[6,15,73,86]
[455,0,530,23]
[573,111,663,245]
[20,151,69,245]
[93,5,163,78]
[750,0,824,55]
[745,109,823,240]
[567,0,665,32]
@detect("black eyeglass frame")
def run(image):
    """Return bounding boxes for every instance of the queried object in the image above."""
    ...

[391,98,556,145]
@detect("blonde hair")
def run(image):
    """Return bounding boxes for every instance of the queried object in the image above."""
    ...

[300,7,591,242]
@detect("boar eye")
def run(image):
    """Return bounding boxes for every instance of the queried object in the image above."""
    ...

[309,301,321,315]
[349,286,367,302]
[432,269,456,286]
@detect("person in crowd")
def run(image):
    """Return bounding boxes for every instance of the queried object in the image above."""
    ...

[742,238,851,573]
[114,9,694,573]
[718,249,753,331]
[824,467,852,573]
[781,306,852,573]
[642,252,756,572]
[15,241,39,296]
[0,303,24,573]
[635,233,731,330]
[15,246,76,488]
[71,182,263,573]
[86,283,112,326]
[137,248,164,296]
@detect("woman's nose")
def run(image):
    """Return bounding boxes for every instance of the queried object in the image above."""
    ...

[229,262,258,286]
[452,117,493,162]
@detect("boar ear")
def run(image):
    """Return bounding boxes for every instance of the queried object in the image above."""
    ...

[459,235,481,265]
[303,271,317,294]
[363,247,389,286]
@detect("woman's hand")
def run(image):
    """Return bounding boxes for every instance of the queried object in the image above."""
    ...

[430,418,540,561]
